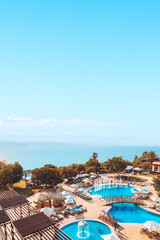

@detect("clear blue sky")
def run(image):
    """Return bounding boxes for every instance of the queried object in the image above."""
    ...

[0,0,160,145]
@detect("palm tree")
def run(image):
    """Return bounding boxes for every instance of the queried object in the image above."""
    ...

[53,197,64,207]
[37,198,46,208]
[46,195,53,206]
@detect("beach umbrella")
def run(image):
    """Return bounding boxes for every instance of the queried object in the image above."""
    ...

[151,197,160,202]
[77,174,83,178]
[83,173,89,177]
[83,178,90,182]
[71,184,79,188]
[65,197,75,205]
[90,175,96,179]
[126,166,133,170]
[40,207,51,215]
[143,221,160,231]
[77,187,84,192]
[65,194,75,199]
[133,167,142,171]
[101,233,120,240]
[62,191,69,196]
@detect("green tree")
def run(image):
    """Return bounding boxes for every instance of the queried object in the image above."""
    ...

[0,161,23,189]
[132,156,142,167]
[37,198,46,208]
[44,164,57,169]
[32,166,61,187]
[85,153,100,172]
[132,151,158,172]
[86,166,97,173]
[12,162,23,184]
[153,176,160,194]
[58,166,77,179]
[46,194,53,205]
[138,162,150,172]
[147,151,158,172]
[0,164,13,189]
[77,164,86,173]
[103,157,129,173]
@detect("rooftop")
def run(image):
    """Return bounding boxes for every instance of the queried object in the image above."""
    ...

[0,210,10,224]
[152,161,160,165]
[13,212,55,238]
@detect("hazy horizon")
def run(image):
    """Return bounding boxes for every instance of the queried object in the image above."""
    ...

[0,142,160,169]
[0,141,160,147]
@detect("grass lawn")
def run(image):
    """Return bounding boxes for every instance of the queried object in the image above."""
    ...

[14,187,34,198]
[140,174,158,178]
[129,176,147,182]
[13,180,37,198]
[14,180,26,188]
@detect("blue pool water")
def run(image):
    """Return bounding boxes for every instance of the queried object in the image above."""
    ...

[22,172,31,179]
[108,203,160,223]
[61,220,111,240]
[89,185,134,198]
[132,188,148,193]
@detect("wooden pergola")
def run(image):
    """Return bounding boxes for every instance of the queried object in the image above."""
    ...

[0,190,19,200]
[0,190,72,240]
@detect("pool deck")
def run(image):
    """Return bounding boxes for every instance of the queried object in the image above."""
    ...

[27,174,160,240]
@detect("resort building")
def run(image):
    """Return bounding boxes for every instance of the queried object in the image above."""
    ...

[151,161,160,173]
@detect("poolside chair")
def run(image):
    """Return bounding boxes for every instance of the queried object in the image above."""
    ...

[156,205,160,212]
[138,194,149,200]
[66,208,75,215]
[149,203,156,209]
[50,214,64,222]
[81,206,87,212]
[60,210,68,216]
[73,208,83,214]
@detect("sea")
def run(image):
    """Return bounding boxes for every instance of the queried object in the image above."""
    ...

[0,142,160,170]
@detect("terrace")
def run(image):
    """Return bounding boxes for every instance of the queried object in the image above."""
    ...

[0,190,72,240]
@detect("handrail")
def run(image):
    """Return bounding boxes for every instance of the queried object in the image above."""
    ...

[104,195,143,205]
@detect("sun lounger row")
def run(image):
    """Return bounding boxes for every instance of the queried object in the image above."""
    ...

[82,182,93,187]
[137,194,149,200]
[53,204,87,217]
[50,213,64,222]
[141,228,160,239]
[74,191,92,200]
[149,203,160,212]
[68,205,87,215]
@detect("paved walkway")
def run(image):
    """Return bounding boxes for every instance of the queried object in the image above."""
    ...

[27,174,160,240]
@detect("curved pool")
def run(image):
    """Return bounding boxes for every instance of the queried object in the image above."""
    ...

[108,203,160,223]
[89,184,134,198]
[131,187,148,194]
[61,220,111,240]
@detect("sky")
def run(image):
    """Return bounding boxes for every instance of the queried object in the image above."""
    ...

[0,0,160,145]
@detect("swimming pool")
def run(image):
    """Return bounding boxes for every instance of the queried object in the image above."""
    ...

[61,220,111,240]
[89,185,134,198]
[108,203,160,223]
[131,187,148,194]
